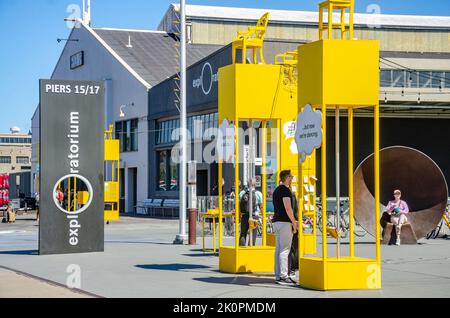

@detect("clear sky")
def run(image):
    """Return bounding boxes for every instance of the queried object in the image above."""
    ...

[1,0,449,133]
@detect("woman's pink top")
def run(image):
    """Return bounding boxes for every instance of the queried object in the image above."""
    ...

[385,200,409,214]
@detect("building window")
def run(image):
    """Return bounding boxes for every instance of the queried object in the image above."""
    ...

[155,112,218,145]
[16,156,30,164]
[156,150,178,191]
[0,156,11,164]
[0,137,32,144]
[407,71,418,88]
[380,70,449,89]
[156,118,180,145]
[432,72,445,89]
[419,71,432,88]
[392,70,405,88]
[115,119,139,152]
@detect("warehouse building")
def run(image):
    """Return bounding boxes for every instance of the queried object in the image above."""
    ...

[33,4,450,214]
[0,128,32,174]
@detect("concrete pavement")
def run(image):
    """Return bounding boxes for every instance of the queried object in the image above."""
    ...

[0,214,449,298]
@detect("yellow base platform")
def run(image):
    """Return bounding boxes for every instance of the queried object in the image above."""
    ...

[219,246,275,273]
[104,210,119,221]
[299,256,381,290]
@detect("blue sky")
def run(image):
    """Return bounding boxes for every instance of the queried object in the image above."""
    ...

[0,0,449,133]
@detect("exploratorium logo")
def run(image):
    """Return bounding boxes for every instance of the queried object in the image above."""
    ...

[52,112,93,246]
[192,62,218,95]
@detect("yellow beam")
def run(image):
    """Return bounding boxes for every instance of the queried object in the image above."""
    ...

[218,145,223,247]
[234,119,240,254]
[374,103,381,264]
[321,103,328,289]
[262,120,267,246]
[348,107,354,257]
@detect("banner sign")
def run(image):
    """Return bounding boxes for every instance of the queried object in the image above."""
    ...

[39,80,105,255]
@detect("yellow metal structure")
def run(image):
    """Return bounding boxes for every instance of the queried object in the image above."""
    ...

[218,53,306,272]
[77,191,89,205]
[319,0,354,40]
[104,125,120,221]
[297,2,381,290]
[202,209,219,253]
[232,12,270,64]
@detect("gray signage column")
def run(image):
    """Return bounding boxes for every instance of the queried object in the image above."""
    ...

[39,80,105,255]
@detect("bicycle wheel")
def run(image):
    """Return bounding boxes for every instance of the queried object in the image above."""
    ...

[426,220,442,240]
[353,223,368,237]
[433,220,443,239]
[316,212,323,233]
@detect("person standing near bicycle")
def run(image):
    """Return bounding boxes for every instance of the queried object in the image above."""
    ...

[239,178,262,246]
[273,170,298,285]
[385,189,409,245]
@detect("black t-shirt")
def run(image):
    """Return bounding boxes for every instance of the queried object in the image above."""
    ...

[272,184,293,223]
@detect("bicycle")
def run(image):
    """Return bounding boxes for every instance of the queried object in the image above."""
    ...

[316,198,367,238]
[316,198,348,238]
[426,204,450,240]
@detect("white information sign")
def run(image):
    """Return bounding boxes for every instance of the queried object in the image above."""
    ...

[294,104,323,164]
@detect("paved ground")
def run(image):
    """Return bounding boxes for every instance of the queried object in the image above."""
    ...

[0,267,96,298]
[0,213,449,298]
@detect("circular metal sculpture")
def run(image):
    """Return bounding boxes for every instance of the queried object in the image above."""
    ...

[354,146,448,239]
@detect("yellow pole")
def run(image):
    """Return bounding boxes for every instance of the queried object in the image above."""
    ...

[340,8,345,40]
[322,103,328,289]
[202,216,205,252]
[298,164,304,258]
[319,4,324,40]
[68,177,71,212]
[262,120,267,246]
[350,0,355,40]
[348,107,355,257]
[234,119,240,253]
[219,142,223,247]
[74,177,77,210]
[374,103,381,264]
[213,216,217,253]
[328,2,333,39]
[321,104,327,261]
[276,120,281,186]
[117,160,120,214]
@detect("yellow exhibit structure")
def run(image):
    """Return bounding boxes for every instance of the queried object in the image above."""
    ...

[218,13,309,274]
[297,0,381,290]
[104,125,120,221]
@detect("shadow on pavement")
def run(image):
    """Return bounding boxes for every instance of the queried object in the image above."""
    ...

[0,250,38,255]
[105,240,174,245]
[135,263,211,271]
[193,276,301,290]
[182,253,218,257]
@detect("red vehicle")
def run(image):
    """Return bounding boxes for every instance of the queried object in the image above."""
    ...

[3,189,9,206]
[3,174,9,189]
[0,174,9,207]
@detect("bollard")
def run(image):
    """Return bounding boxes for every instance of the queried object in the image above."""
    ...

[188,208,197,245]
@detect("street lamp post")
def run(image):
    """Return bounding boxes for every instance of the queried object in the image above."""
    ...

[174,0,188,244]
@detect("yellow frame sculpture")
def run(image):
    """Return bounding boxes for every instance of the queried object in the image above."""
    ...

[104,125,120,221]
[319,0,354,40]
[297,1,381,290]
[218,56,305,273]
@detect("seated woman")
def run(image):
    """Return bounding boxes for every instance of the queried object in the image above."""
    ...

[385,189,409,246]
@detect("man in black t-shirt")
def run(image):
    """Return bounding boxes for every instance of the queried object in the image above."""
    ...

[272,170,298,285]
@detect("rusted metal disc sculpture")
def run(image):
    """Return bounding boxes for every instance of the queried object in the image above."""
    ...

[354,146,448,239]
